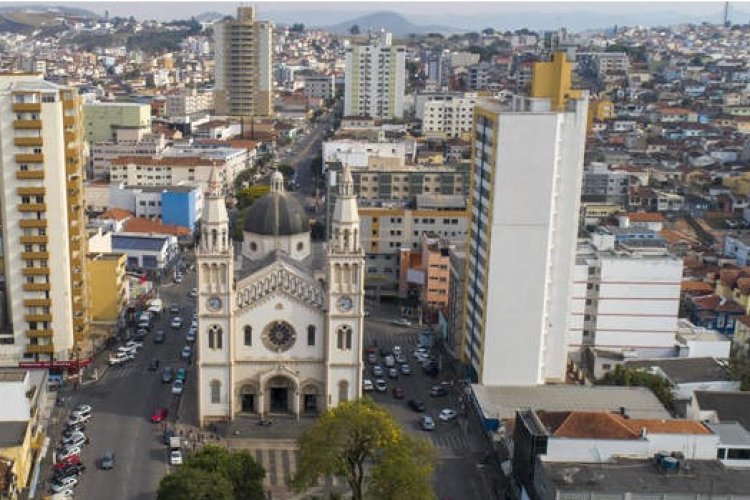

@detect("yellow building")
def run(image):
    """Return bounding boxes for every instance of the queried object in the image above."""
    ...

[723,173,750,196]
[530,51,583,110]
[87,253,127,323]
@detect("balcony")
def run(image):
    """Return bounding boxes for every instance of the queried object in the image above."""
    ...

[73,316,85,327]
[63,116,76,127]
[15,153,43,164]
[23,283,50,292]
[13,102,41,113]
[14,137,43,147]
[16,187,45,196]
[23,298,51,307]
[64,130,78,142]
[13,120,42,129]
[25,329,53,338]
[20,235,48,245]
[25,314,52,323]
[22,268,50,276]
[19,219,47,228]
[17,203,47,213]
[21,252,49,260]
[26,344,54,354]
[62,100,76,110]
[16,170,44,180]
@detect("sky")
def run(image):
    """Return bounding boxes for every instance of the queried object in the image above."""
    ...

[12,1,742,31]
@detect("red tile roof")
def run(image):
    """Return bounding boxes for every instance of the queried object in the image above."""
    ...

[123,218,190,236]
[537,411,711,439]
[626,212,665,223]
[98,208,134,221]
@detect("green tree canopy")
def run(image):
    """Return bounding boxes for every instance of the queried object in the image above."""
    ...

[597,365,675,409]
[157,446,265,500]
[292,398,437,500]
[276,163,296,178]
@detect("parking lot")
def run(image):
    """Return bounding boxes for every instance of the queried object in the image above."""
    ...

[362,301,497,499]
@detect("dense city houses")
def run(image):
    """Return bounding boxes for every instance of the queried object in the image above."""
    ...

[0,3,749,499]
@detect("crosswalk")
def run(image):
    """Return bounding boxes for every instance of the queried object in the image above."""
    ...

[240,445,346,493]
[431,432,469,453]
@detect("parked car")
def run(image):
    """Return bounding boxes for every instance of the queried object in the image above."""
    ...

[100,450,115,470]
[188,288,198,298]
[384,355,396,368]
[73,404,92,416]
[176,368,187,382]
[162,367,174,383]
[108,352,129,366]
[395,354,407,364]
[392,346,402,356]
[430,385,449,397]
[420,415,436,431]
[54,464,84,478]
[367,353,377,365]
[55,455,81,470]
[63,422,85,434]
[153,331,166,344]
[392,318,412,327]
[172,380,184,395]
[170,317,183,329]
[186,330,196,343]
[148,358,160,371]
[61,433,88,448]
[408,399,426,412]
[362,379,374,391]
[379,347,391,357]
[181,346,192,359]
[401,364,412,375]
[174,275,184,284]
[169,303,180,314]
[375,379,388,392]
[438,408,458,422]
[392,387,405,399]
[151,408,168,423]
[67,413,90,426]
[387,367,399,379]
[371,365,384,377]
[169,450,183,465]
[163,429,175,445]
[50,476,78,493]
[57,446,81,461]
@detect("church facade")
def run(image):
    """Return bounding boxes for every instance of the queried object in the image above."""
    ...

[196,168,365,425]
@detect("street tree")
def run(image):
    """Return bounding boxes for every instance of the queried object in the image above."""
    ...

[292,398,438,500]
[157,446,265,500]
[349,24,360,35]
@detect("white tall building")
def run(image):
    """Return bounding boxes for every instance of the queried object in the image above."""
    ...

[344,30,405,120]
[0,74,89,363]
[196,167,364,424]
[421,93,479,138]
[462,87,588,385]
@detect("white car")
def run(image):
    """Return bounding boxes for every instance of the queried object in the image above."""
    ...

[67,413,90,426]
[438,408,458,422]
[188,288,198,298]
[181,346,192,359]
[169,450,183,465]
[375,379,388,392]
[51,476,78,493]
[74,404,92,416]
[392,346,402,356]
[61,432,87,448]
[108,352,129,366]
[171,317,183,329]
[124,340,143,352]
[57,446,81,460]
[172,380,184,395]
[392,318,412,327]
[362,379,374,391]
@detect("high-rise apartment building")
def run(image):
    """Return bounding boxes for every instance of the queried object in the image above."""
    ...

[0,73,90,363]
[214,7,273,118]
[344,30,405,120]
[461,53,588,385]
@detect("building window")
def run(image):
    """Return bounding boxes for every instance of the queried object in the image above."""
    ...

[210,380,221,404]
[208,325,223,349]
[244,325,252,346]
[336,325,353,350]
[338,380,349,403]
[307,325,315,346]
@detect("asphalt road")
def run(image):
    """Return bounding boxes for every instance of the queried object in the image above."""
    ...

[362,301,496,500]
[65,270,197,500]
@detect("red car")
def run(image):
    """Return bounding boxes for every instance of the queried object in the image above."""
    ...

[150,408,168,423]
[54,454,81,470]
[392,387,405,399]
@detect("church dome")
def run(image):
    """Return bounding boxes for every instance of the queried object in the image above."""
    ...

[243,191,309,236]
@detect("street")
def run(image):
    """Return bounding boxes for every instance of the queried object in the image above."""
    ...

[58,269,198,500]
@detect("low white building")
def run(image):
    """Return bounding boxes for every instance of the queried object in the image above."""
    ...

[570,236,683,357]
[724,231,750,266]
[165,89,214,118]
[111,233,178,271]
[322,139,409,169]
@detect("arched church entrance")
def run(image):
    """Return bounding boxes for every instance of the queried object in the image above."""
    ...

[265,376,295,414]
[300,382,323,415]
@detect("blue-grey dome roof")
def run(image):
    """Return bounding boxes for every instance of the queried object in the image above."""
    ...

[243,191,308,236]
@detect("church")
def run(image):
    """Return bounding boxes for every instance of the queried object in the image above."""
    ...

[195,166,365,425]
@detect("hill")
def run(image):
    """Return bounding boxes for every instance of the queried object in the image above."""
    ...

[0,4,99,18]
[194,11,226,23]
[323,11,460,37]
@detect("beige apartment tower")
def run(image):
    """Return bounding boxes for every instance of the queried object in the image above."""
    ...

[214,6,273,118]
[0,73,90,364]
